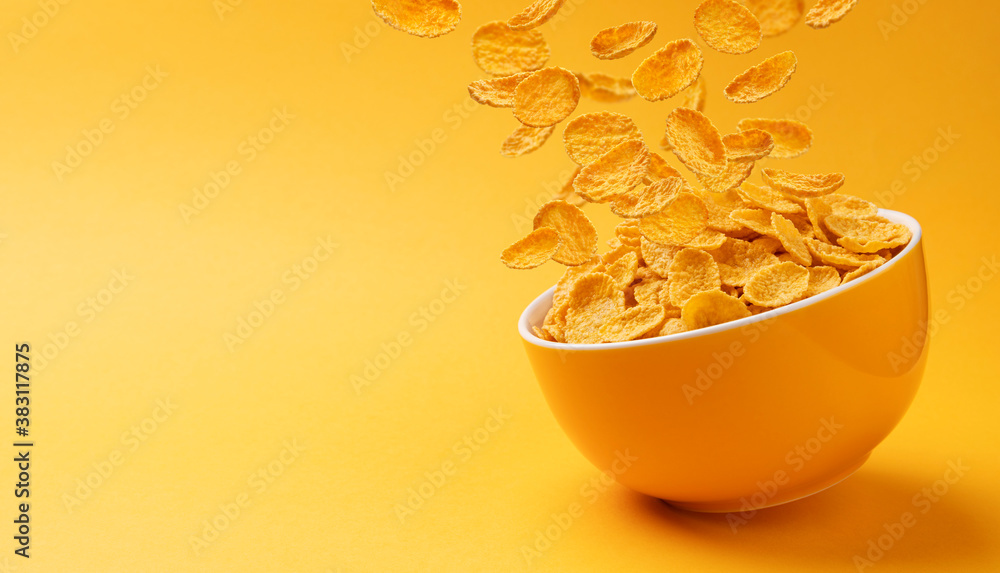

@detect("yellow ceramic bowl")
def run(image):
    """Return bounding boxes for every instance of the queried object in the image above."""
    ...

[519,210,928,512]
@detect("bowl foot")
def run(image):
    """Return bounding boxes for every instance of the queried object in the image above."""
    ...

[661,452,871,513]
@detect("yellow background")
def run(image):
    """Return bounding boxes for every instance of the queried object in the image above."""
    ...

[1,0,998,571]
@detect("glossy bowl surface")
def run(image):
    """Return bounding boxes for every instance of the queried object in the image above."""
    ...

[519,210,929,512]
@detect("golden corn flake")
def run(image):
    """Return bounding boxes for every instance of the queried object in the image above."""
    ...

[685,228,728,250]
[825,215,911,253]
[632,39,704,102]
[743,261,809,306]
[600,304,667,342]
[646,152,685,182]
[574,139,650,202]
[736,118,812,159]
[751,236,783,253]
[701,189,747,232]
[682,289,752,330]
[841,259,883,284]
[533,200,599,265]
[610,177,685,219]
[633,277,666,305]
[501,124,555,157]
[472,21,550,76]
[508,0,566,31]
[805,0,858,29]
[606,251,640,289]
[614,220,644,247]
[725,50,797,103]
[501,227,561,269]
[822,193,879,219]
[513,67,580,127]
[723,129,774,162]
[468,72,532,107]
[710,237,779,286]
[665,107,727,176]
[729,208,776,236]
[771,212,812,265]
[803,196,833,243]
[575,72,638,102]
[742,0,804,37]
[697,159,754,193]
[551,257,603,310]
[563,112,642,166]
[694,0,763,55]
[805,237,883,269]
[738,182,803,214]
[641,238,682,277]
[804,265,840,297]
[590,21,658,60]
[668,248,722,306]
[372,0,462,38]
[659,317,688,336]
[761,167,844,197]
[565,273,626,343]
[640,193,709,245]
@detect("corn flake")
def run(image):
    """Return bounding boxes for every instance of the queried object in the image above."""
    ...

[668,248,722,306]
[743,261,809,306]
[563,112,642,165]
[575,72,638,102]
[565,273,626,343]
[600,304,667,342]
[771,212,812,265]
[736,118,812,159]
[472,21,550,76]
[632,39,704,102]
[738,182,803,214]
[804,265,840,297]
[761,167,844,197]
[590,21,658,60]
[513,67,580,127]
[694,0,763,55]
[725,50,797,103]
[805,0,858,29]
[610,177,685,218]
[372,0,462,38]
[508,0,566,31]
[682,289,752,329]
[640,193,710,245]
[723,129,774,161]
[742,0,804,37]
[533,200,599,265]
[574,139,650,202]
[501,124,555,157]
[665,107,727,176]
[468,72,532,107]
[710,237,779,286]
[804,237,883,268]
[501,227,561,269]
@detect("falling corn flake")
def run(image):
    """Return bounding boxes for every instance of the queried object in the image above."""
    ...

[632,39,704,102]
[468,72,532,107]
[737,182,803,214]
[665,107,727,177]
[471,21,550,76]
[564,273,626,343]
[743,261,809,306]
[508,0,567,31]
[372,0,462,38]
[694,0,763,55]
[573,139,650,202]
[805,0,859,29]
[501,124,555,157]
[822,194,879,219]
[761,167,845,197]
[575,72,638,102]
[697,159,754,194]
[563,111,643,165]
[646,152,685,182]
[723,129,774,162]
[682,289,752,330]
[501,226,561,269]
[725,50,797,104]
[804,237,884,269]
[668,248,722,307]
[590,21,659,60]
[640,193,710,246]
[804,265,840,297]
[742,0,804,37]
[737,118,812,159]
[513,67,580,127]
[610,177,685,218]
[771,212,812,266]
[533,200,600,265]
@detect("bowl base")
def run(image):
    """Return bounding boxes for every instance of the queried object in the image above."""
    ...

[661,452,871,513]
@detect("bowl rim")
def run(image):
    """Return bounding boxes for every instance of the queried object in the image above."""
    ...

[518,209,922,351]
